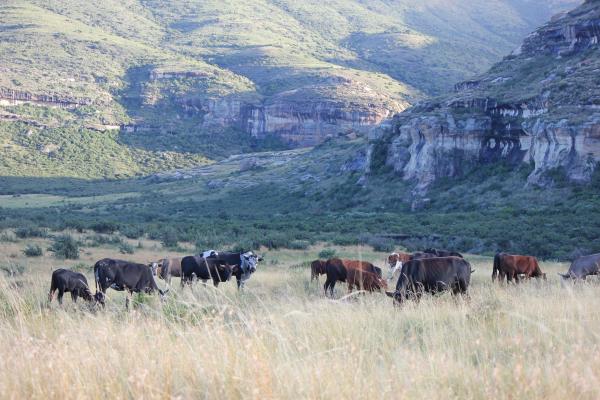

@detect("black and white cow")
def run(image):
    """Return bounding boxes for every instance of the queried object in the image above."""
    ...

[94,258,167,309]
[48,268,102,305]
[214,251,262,289]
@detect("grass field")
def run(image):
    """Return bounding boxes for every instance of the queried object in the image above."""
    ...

[1,232,599,399]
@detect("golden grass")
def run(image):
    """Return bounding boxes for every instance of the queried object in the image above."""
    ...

[1,237,600,399]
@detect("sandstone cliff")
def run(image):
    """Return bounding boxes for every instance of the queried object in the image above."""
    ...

[369,0,600,191]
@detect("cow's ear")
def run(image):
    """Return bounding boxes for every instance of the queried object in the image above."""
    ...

[385,291,396,298]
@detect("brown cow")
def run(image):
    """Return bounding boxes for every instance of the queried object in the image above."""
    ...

[347,268,387,293]
[311,260,327,281]
[154,257,182,287]
[492,253,546,283]
[324,258,386,296]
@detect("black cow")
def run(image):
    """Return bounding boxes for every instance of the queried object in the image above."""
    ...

[48,268,101,305]
[559,253,600,280]
[213,251,262,289]
[423,248,464,258]
[181,255,232,287]
[94,258,167,309]
[386,256,471,304]
[410,252,437,260]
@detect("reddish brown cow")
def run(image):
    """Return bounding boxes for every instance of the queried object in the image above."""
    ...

[347,268,388,292]
[310,260,327,281]
[324,258,386,296]
[492,253,546,283]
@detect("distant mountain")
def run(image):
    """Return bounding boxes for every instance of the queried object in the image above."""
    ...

[367,0,599,196]
[0,0,580,178]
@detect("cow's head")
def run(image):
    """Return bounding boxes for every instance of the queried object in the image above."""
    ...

[387,253,402,281]
[241,251,260,274]
[148,262,160,276]
[201,250,218,259]
[558,272,574,280]
[93,291,106,307]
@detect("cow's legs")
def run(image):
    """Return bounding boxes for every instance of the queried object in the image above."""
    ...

[48,289,56,303]
[57,290,64,305]
[324,279,335,297]
[71,292,78,303]
[125,291,132,310]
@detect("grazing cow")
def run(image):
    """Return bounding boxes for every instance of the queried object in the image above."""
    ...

[323,258,383,296]
[559,253,600,280]
[94,258,167,309]
[386,257,471,304]
[387,251,412,281]
[311,260,327,281]
[492,253,546,283]
[424,248,464,258]
[213,251,262,289]
[155,251,217,287]
[48,268,101,305]
[347,268,388,293]
[181,255,232,287]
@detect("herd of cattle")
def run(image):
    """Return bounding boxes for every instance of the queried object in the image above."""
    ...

[48,250,261,308]
[47,246,600,308]
[312,249,600,303]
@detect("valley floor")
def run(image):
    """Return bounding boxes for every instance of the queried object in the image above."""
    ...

[1,235,599,399]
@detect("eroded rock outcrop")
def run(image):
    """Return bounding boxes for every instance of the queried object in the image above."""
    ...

[370,0,600,190]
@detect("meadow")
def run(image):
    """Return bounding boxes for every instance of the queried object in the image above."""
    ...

[1,232,600,399]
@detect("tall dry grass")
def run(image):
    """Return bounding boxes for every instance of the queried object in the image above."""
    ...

[1,240,600,399]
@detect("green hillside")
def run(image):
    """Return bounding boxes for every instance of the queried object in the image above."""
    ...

[0,0,580,178]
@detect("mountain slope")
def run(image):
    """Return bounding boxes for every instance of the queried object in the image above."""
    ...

[368,0,600,196]
[0,0,580,178]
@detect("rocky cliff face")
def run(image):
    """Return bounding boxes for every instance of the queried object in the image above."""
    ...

[175,78,406,147]
[369,0,600,192]
[0,88,92,109]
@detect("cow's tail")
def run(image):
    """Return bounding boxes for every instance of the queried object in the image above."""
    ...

[492,253,500,282]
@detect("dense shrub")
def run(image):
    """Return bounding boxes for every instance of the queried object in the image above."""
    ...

[119,242,135,254]
[85,234,123,247]
[15,226,47,239]
[22,243,43,257]
[288,240,310,250]
[161,228,178,248]
[49,234,80,259]
[0,231,18,243]
[318,248,336,259]
[120,225,144,239]
[90,221,119,234]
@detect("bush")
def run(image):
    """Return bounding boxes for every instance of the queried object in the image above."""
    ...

[318,248,336,259]
[49,234,80,259]
[15,226,48,239]
[90,221,119,234]
[161,228,178,248]
[85,234,123,247]
[0,231,18,243]
[121,225,144,239]
[119,242,135,254]
[288,240,310,250]
[22,243,43,257]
